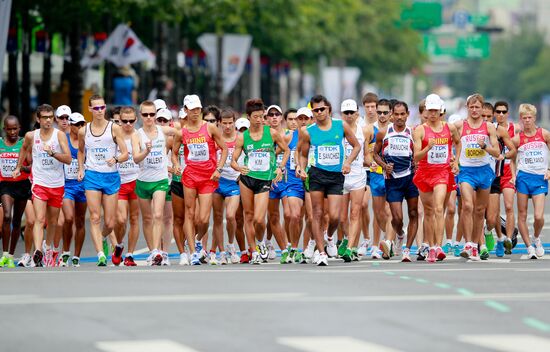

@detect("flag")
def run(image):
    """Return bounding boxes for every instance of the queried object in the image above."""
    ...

[0,0,12,97]
[81,24,154,68]
[198,33,252,95]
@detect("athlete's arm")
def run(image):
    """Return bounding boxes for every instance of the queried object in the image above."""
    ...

[362,126,370,166]
[543,128,550,180]
[162,126,177,137]
[209,123,227,181]
[171,130,182,175]
[230,134,246,174]
[271,127,290,184]
[484,123,501,158]
[297,126,310,180]
[448,123,461,173]
[498,126,516,160]
[12,131,33,178]
[413,125,433,162]
[111,124,129,164]
[166,135,174,175]
[372,129,388,173]
[54,131,73,165]
[77,127,86,181]
[364,124,374,167]
[342,121,360,174]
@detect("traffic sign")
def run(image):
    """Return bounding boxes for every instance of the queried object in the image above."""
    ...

[423,33,490,59]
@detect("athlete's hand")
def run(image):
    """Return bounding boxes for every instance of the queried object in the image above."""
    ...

[273,167,283,184]
[43,143,52,154]
[210,169,221,182]
[239,165,249,176]
[342,162,351,175]
[477,137,486,149]
[145,140,152,153]
[106,157,117,167]
[451,162,459,175]
[12,166,21,178]
[509,177,516,185]
[545,171,550,181]
[427,138,436,150]
[173,163,182,176]
[297,168,307,181]
[77,168,85,181]
[496,154,504,161]
[384,163,394,177]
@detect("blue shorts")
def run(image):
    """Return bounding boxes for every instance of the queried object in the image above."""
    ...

[455,175,460,197]
[269,180,287,199]
[516,170,548,196]
[283,180,305,200]
[83,170,121,195]
[385,174,419,203]
[215,177,240,198]
[369,172,386,197]
[64,180,87,203]
[458,165,495,191]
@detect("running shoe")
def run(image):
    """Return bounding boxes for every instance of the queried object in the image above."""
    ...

[312,250,320,264]
[495,240,505,257]
[534,237,545,258]
[436,247,446,261]
[480,247,489,260]
[401,248,411,262]
[417,244,429,261]
[179,253,190,266]
[33,250,44,267]
[251,251,262,265]
[280,250,292,264]
[527,245,537,260]
[18,253,32,267]
[427,248,436,263]
[102,238,110,258]
[380,240,392,260]
[190,252,201,265]
[97,254,107,267]
[351,248,359,261]
[342,248,353,263]
[161,252,171,266]
[209,252,218,265]
[394,235,404,256]
[460,244,472,259]
[326,237,337,258]
[443,241,452,254]
[195,238,206,262]
[240,252,250,264]
[152,252,163,266]
[51,251,59,267]
[44,249,53,267]
[470,246,480,261]
[453,243,462,257]
[60,252,70,267]
[219,252,228,265]
[371,246,382,259]
[266,240,277,260]
[6,257,15,268]
[304,240,316,259]
[317,252,328,266]
[0,256,8,267]
[357,240,369,256]
[124,256,137,266]
[484,228,495,251]
[71,256,80,267]
[504,238,513,255]
[338,238,349,257]
[227,244,240,264]
[112,244,123,266]
[257,242,268,261]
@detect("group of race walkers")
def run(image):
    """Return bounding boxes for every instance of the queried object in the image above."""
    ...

[0,91,548,268]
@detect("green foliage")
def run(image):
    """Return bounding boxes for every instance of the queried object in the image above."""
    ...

[519,47,550,102]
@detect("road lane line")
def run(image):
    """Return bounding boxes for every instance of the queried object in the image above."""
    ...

[277,336,402,352]
[458,334,550,352]
[96,339,199,352]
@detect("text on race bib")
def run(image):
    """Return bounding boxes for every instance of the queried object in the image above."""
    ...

[318,145,340,166]
[248,151,270,172]
[188,142,209,162]
[428,144,449,164]
[65,159,79,179]
[387,137,410,157]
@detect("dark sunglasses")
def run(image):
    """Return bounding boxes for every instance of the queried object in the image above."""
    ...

[481,114,492,119]
[204,119,217,123]
[91,105,106,111]
[73,122,85,127]
[156,118,169,123]
[267,112,282,117]
[112,120,120,124]
[57,115,69,120]
[40,115,54,120]
[141,113,156,118]
[342,111,355,115]
[377,110,390,115]
[120,119,136,124]
[312,107,327,113]
[495,110,508,114]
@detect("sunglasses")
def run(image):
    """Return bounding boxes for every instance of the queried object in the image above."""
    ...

[40,115,54,120]
[73,122,85,127]
[267,112,282,117]
[204,119,217,123]
[342,111,355,115]
[312,107,327,113]
[481,115,492,119]
[495,110,508,114]
[57,115,69,120]
[141,113,156,118]
[377,110,390,115]
[91,105,106,111]
[120,119,136,124]
[156,118,169,123]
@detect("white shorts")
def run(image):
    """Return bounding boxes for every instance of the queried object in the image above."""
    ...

[344,172,367,194]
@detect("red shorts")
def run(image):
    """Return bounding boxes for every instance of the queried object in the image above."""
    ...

[118,180,137,200]
[500,164,516,191]
[182,167,218,194]
[413,168,454,193]
[32,184,64,208]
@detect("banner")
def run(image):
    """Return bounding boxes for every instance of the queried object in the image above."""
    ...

[198,33,252,95]
[0,0,12,97]
[322,66,361,111]
[81,24,155,68]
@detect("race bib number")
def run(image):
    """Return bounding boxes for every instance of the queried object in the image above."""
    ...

[387,137,410,157]
[503,146,511,164]
[290,149,297,170]
[188,143,209,162]
[248,151,270,172]
[465,144,486,158]
[65,159,79,179]
[317,145,340,166]
[345,143,361,168]
[428,145,449,164]
[0,157,17,178]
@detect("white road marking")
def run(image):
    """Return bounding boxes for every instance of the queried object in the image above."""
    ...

[458,334,550,352]
[278,336,402,352]
[96,339,199,352]
[520,255,549,260]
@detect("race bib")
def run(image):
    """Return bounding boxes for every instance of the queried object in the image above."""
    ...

[428,144,449,164]
[0,157,17,178]
[345,143,361,168]
[465,143,486,158]
[503,145,511,164]
[248,151,270,172]
[290,149,297,170]
[387,137,410,157]
[188,142,209,162]
[317,145,340,166]
[65,159,79,179]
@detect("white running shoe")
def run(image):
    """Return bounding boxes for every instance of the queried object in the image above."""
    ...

[312,250,320,264]
[179,253,190,266]
[317,253,328,266]
[161,252,171,266]
[401,248,411,262]
[258,242,269,261]
[219,252,228,265]
[18,253,32,267]
[251,251,262,265]
[357,240,369,256]
[380,240,392,259]
[266,240,277,260]
[394,235,404,256]
[370,245,382,259]
[146,252,154,266]
[534,238,545,258]
[326,237,337,257]
[304,240,316,259]
[227,244,240,264]
[209,252,218,265]
[528,245,537,260]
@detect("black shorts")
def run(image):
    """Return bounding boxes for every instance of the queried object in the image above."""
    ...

[0,179,31,200]
[170,180,184,198]
[490,176,501,194]
[308,166,344,196]
[239,175,271,194]
[366,170,371,186]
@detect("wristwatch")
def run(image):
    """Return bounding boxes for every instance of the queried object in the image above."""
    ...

[114,156,119,163]
[216,167,223,173]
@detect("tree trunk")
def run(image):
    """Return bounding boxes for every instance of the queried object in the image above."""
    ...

[7,51,19,118]
[69,21,83,112]
[21,9,31,131]
[40,32,52,104]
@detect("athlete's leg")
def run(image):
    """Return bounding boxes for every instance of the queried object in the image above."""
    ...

[404,197,419,249]
[361,185,371,243]
[195,193,213,242]
[183,187,199,252]
[532,194,545,239]
[1,194,14,254]
[445,191,457,242]
[151,190,167,250]
[161,200,173,252]
[61,199,76,252]
[268,198,288,250]
[172,192,185,254]
[23,201,34,254]
[235,201,246,252]
[54,211,64,250]
[472,188,490,245]
[339,193,350,240]
[309,191,327,253]
[348,188,364,248]
[517,193,531,247]
[73,202,87,258]
[253,192,270,242]
[86,190,106,253]
[225,196,240,246]
[419,191,435,247]
[32,199,48,253]
[433,184,448,247]
[459,183,475,243]
[287,197,304,248]
[486,193,500,233]
[138,198,154,250]
[502,188,515,240]
[114,199,129,244]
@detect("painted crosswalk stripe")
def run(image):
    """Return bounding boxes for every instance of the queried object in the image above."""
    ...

[277,336,402,352]
[96,340,199,352]
[458,334,550,352]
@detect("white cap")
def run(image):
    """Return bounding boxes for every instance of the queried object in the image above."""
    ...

[440,102,446,114]
[156,108,172,120]
[154,99,167,111]
[69,112,85,124]
[235,117,250,130]
[55,105,71,117]
[296,107,313,118]
[425,94,443,110]
[266,105,283,114]
[178,108,187,119]
[340,99,358,112]
[183,94,202,110]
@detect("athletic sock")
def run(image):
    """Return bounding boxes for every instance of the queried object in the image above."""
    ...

[126,252,133,258]
[2,251,8,257]
[97,251,105,258]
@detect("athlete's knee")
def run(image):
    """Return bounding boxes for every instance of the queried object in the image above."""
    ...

[89,212,101,225]
[461,201,474,214]
[64,213,75,225]
[408,208,418,220]
[534,212,544,224]
[473,204,486,217]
